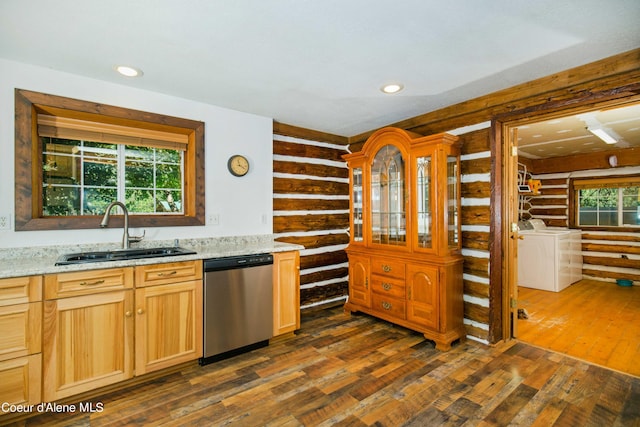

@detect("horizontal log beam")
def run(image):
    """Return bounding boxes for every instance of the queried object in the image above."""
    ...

[274,140,347,162]
[301,267,349,286]
[273,213,349,233]
[274,177,349,196]
[274,160,348,179]
[276,233,350,249]
[274,198,349,212]
[301,251,348,271]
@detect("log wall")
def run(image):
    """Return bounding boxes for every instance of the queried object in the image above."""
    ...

[272,124,351,308]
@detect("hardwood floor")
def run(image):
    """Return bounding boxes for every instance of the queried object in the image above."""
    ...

[518,279,640,377]
[6,305,640,426]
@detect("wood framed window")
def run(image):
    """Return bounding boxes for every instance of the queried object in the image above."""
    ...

[570,176,640,230]
[15,89,205,231]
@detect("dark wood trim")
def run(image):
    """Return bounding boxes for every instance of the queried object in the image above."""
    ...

[488,119,503,343]
[14,89,205,231]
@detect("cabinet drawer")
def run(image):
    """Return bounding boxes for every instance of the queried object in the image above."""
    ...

[371,294,406,320]
[0,276,42,306]
[371,275,405,298]
[135,260,202,287]
[370,258,405,279]
[45,268,133,299]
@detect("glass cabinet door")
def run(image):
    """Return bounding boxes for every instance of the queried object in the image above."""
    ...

[371,145,406,245]
[416,155,432,248]
[351,167,363,242]
[447,155,459,248]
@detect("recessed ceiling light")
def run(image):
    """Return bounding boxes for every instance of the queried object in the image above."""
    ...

[115,65,143,77]
[381,83,404,94]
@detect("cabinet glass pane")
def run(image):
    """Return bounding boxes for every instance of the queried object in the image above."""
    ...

[416,156,432,248]
[352,167,363,242]
[447,155,459,248]
[371,145,406,245]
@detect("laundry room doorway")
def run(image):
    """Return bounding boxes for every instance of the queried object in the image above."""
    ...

[498,98,640,376]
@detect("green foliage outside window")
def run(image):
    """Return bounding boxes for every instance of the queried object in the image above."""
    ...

[578,186,639,226]
[42,137,183,216]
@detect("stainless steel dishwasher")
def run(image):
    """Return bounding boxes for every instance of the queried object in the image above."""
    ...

[200,253,274,365]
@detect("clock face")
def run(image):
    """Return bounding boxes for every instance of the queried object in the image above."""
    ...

[228,155,249,177]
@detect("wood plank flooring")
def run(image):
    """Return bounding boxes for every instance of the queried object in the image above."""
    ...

[518,279,640,377]
[6,305,640,426]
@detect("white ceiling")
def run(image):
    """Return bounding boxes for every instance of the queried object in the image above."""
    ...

[0,0,639,137]
[518,103,640,159]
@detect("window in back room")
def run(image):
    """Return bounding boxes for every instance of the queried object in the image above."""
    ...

[573,177,640,228]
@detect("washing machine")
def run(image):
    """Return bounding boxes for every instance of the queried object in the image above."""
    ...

[517,219,582,292]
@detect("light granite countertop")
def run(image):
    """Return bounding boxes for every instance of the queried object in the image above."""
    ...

[0,235,303,279]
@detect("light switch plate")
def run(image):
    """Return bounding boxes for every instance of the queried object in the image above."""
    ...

[0,214,10,230]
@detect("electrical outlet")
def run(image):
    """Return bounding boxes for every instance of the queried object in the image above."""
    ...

[208,214,220,226]
[0,215,10,230]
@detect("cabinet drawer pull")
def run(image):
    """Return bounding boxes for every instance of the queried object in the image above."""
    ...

[382,265,392,273]
[365,278,368,289]
[79,279,105,286]
[382,282,392,291]
[382,301,392,310]
[157,271,178,277]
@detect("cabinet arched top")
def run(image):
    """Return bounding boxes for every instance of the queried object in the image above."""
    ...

[343,127,460,163]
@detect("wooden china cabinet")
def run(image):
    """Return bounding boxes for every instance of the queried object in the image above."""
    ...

[343,127,465,350]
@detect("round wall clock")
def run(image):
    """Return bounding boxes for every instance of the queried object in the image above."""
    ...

[227,154,250,177]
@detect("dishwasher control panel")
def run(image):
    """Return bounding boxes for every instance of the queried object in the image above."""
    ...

[204,253,273,271]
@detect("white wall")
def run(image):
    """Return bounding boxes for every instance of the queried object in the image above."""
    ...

[0,59,274,248]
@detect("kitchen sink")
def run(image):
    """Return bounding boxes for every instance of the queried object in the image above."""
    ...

[55,247,197,266]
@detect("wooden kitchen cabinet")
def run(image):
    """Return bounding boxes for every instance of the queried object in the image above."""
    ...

[134,260,203,375]
[343,128,465,350]
[43,268,134,401]
[272,251,300,336]
[0,276,42,406]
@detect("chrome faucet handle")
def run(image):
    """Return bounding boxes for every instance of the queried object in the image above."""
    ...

[129,229,146,244]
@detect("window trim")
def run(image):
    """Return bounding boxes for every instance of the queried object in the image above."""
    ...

[569,175,640,231]
[15,89,205,231]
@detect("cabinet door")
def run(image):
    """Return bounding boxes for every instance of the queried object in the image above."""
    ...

[135,280,202,375]
[0,302,41,362]
[43,290,134,401]
[273,251,300,336]
[0,354,41,407]
[406,264,439,329]
[348,255,370,307]
[370,144,407,247]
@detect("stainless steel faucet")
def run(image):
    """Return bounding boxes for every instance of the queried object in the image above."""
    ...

[100,201,145,249]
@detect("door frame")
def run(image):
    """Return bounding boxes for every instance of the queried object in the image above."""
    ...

[491,90,640,343]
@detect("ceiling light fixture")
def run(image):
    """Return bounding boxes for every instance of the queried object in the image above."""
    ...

[587,127,618,144]
[115,65,143,77]
[381,83,404,94]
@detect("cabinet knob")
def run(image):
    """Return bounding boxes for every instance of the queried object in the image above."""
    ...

[382,301,392,310]
[382,282,392,291]
[382,265,392,273]
[137,308,144,315]
[125,311,132,317]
